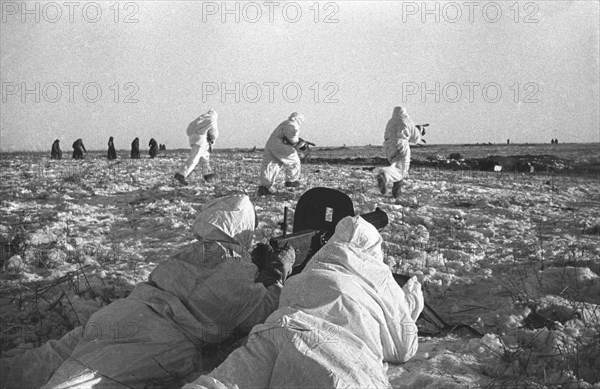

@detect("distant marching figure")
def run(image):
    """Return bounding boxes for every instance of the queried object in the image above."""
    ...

[107,136,117,160]
[174,109,219,185]
[50,139,62,160]
[72,138,86,160]
[376,106,423,199]
[257,112,306,196]
[148,138,159,159]
[131,137,140,159]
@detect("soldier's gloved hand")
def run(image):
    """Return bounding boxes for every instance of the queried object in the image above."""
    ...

[402,276,424,322]
[251,243,275,271]
[276,243,296,280]
[255,243,296,288]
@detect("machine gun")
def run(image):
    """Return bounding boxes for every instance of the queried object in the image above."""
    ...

[270,187,387,276]
[270,187,482,338]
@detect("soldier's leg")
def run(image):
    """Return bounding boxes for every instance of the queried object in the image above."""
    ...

[198,144,214,181]
[259,152,283,190]
[180,144,203,178]
[283,153,301,186]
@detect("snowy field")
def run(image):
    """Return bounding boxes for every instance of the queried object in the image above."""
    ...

[1,144,599,388]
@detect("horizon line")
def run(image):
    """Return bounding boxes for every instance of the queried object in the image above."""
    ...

[1,142,599,154]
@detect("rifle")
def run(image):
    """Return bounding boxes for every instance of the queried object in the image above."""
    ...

[283,137,315,151]
[415,123,429,145]
[416,123,430,134]
[296,138,315,151]
[270,187,482,338]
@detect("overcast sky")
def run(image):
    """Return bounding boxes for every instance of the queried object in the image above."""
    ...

[1,0,598,151]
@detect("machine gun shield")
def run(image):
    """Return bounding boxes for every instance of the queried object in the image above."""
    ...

[292,187,355,236]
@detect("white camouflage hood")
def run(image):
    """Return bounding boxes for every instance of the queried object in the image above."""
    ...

[192,195,256,254]
[327,215,384,262]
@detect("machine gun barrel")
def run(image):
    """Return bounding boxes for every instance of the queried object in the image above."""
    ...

[359,208,388,230]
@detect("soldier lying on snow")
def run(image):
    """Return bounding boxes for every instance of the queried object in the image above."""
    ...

[0,195,423,389]
[183,214,424,389]
[1,195,291,388]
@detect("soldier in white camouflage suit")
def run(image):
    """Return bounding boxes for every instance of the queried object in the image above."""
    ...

[376,106,424,198]
[175,109,219,185]
[257,112,309,196]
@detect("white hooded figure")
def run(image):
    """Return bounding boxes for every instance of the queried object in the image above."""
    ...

[175,109,219,185]
[257,112,305,195]
[183,215,424,389]
[1,195,286,389]
[377,106,422,198]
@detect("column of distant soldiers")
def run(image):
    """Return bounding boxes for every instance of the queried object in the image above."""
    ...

[49,138,167,160]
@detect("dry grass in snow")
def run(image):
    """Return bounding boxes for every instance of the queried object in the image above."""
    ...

[1,146,599,388]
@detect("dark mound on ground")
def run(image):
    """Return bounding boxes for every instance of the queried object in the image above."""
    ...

[472,154,573,172]
[304,154,579,174]
[304,156,389,166]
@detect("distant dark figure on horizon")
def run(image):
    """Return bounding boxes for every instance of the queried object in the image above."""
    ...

[50,139,62,160]
[159,144,166,151]
[507,139,510,145]
[555,138,559,144]
[131,137,140,159]
[107,136,117,160]
[72,139,86,160]
[149,138,159,159]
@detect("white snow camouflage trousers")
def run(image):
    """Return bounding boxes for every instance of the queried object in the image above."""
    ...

[259,149,301,188]
[379,139,411,182]
[180,141,212,178]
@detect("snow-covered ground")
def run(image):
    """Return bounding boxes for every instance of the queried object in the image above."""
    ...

[1,149,599,388]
